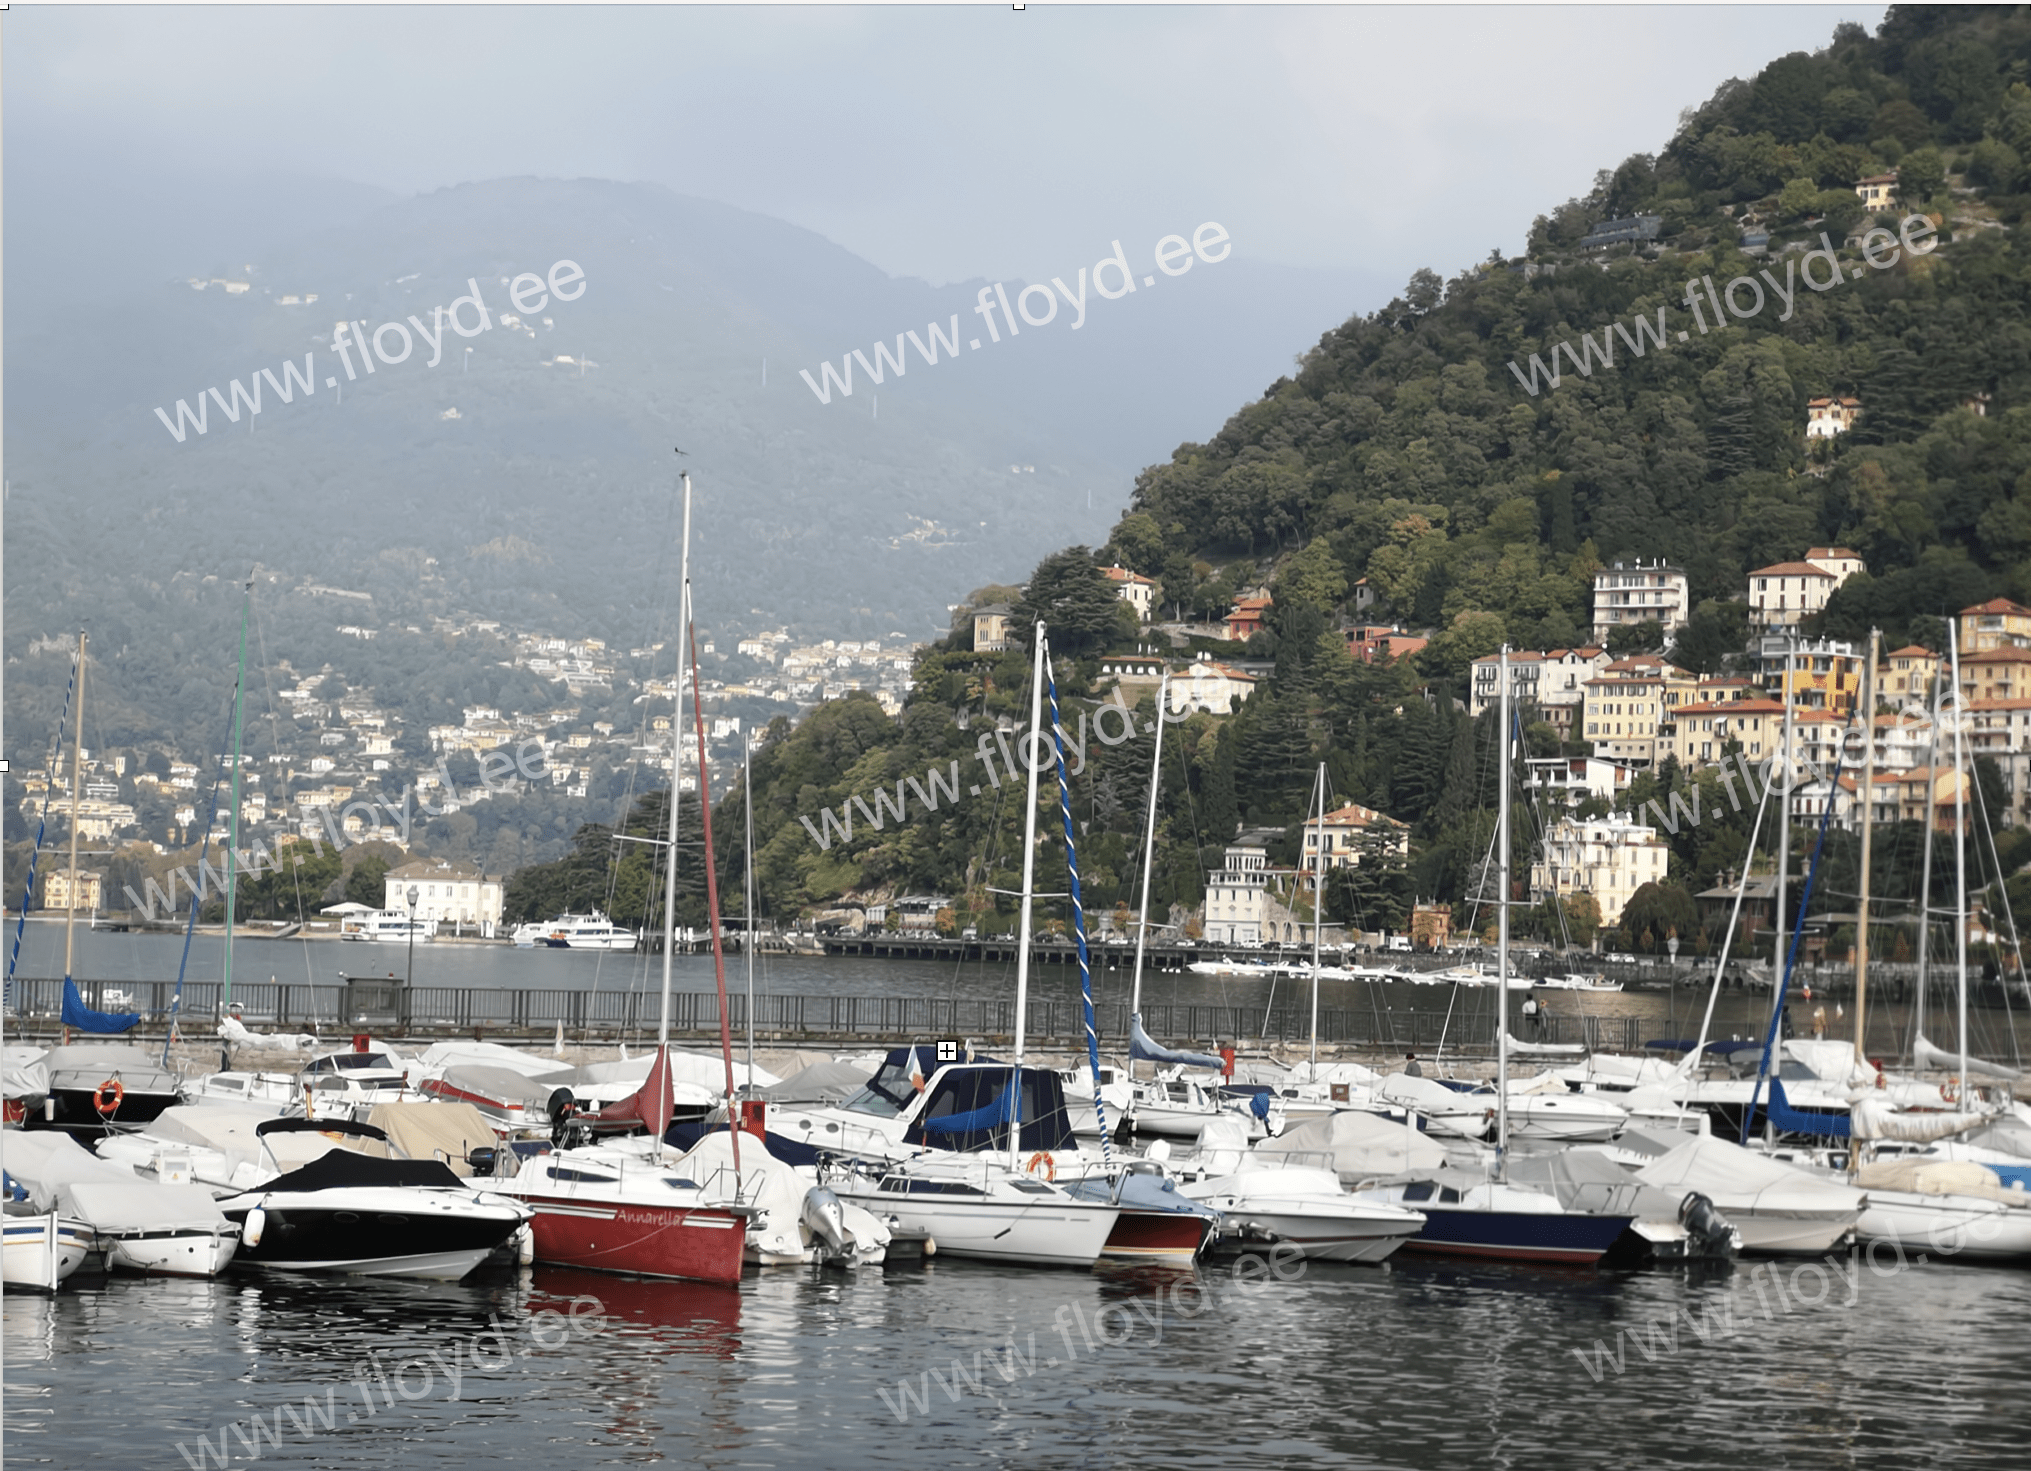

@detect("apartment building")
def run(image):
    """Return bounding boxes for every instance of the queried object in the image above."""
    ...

[1202,844,1272,945]
[1591,561,1689,640]
[1529,815,1670,927]
[1754,636,1865,713]
[1959,598,2031,653]
[1747,550,1865,630]
[1581,656,1696,767]
[1468,647,1611,719]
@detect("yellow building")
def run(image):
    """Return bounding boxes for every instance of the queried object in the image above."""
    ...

[1300,803,1411,874]
[1958,646,2031,703]
[1581,656,1697,767]
[1877,645,1941,705]
[1660,699,1846,772]
[1959,598,2031,653]
[41,868,103,912]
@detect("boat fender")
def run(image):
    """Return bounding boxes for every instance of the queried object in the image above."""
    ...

[242,1206,267,1249]
[515,1223,535,1267]
[92,1079,126,1117]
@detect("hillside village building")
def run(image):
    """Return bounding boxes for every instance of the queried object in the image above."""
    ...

[1591,561,1689,641]
[1529,815,1670,928]
[1469,647,1612,720]
[1747,549,1866,630]
[1960,598,2031,653]
[1101,565,1158,623]
[1299,803,1410,872]
[1581,656,1697,767]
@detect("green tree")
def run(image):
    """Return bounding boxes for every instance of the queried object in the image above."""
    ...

[1014,547,1133,658]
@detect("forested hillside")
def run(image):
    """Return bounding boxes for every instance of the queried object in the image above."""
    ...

[514,8,2031,950]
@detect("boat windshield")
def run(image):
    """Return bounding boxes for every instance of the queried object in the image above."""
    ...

[841,1084,906,1118]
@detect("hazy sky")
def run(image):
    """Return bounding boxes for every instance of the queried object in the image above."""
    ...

[11,4,1888,296]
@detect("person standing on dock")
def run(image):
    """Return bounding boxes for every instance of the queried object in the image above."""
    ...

[1404,1052,1423,1077]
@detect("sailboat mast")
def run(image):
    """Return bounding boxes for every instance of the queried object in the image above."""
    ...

[687,616,740,1171]
[1309,762,1326,1069]
[659,469,692,1050]
[1496,645,1511,1179]
[1770,636,1796,1110]
[1127,673,1169,1080]
[1951,619,1969,1108]
[62,632,86,988]
[1009,622,1047,1171]
[222,582,249,1014]
[744,747,756,1081]
[1915,661,1942,1056]
[1854,627,1879,1072]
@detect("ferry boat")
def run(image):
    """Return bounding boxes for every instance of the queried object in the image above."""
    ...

[511,911,637,951]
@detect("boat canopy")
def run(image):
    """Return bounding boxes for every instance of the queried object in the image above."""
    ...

[61,1181,227,1234]
[367,1101,498,1176]
[2,1128,134,1209]
[901,1065,1071,1154]
[1256,1108,1445,1177]
[43,1044,177,1093]
[256,1147,466,1194]
[1759,1078,1853,1138]
[2,1046,49,1101]
[759,1060,878,1106]
[1130,1015,1222,1071]
[1634,1134,1864,1215]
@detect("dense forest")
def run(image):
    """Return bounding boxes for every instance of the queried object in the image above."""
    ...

[447,8,2031,954]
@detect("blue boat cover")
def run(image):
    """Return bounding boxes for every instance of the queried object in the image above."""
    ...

[901,1065,1073,1153]
[61,978,139,1034]
[1130,1014,1222,1071]
[1758,1077,1852,1139]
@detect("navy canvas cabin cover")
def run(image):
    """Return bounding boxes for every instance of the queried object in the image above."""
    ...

[259,1148,466,1193]
[903,1066,1075,1154]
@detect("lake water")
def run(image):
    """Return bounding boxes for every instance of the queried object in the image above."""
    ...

[8,1246,2030,1469]
[14,921,2031,1065]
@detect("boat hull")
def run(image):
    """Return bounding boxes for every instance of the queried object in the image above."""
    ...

[834,1188,1119,1268]
[1100,1208,1214,1265]
[105,1228,240,1277]
[1212,1205,1421,1263]
[1727,1210,1860,1256]
[1856,1194,2031,1262]
[518,1195,748,1284]
[2,1216,92,1291]
[1401,1207,1631,1264]
[220,1192,525,1280]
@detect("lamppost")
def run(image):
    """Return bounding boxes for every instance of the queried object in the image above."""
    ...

[405,884,420,988]
[1667,934,1680,1037]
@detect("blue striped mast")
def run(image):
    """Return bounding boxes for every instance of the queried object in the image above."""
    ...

[1044,643,1111,1164]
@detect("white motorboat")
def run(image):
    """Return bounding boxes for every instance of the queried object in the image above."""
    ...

[1503,1086,1630,1142]
[1632,1133,1861,1255]
[296,1044,415,1118]
[2,1211,93,1291]
[183,1071,303,1116]
[1536,973,1624,993]
[63,1182,240,1277]
[3,1128,239,1277]
[1182,1161,1426,1263]
[339,910,433,942]
[216,1120,530,1279]
[1848,1158,2031,1262]
[826,1150,1121,1268]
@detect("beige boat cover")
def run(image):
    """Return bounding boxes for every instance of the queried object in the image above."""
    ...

[1855,1157,2031,1206]
[1255,1109,1445,1178]
[367,1101,498,1177]
[1850,1095,1993,1142]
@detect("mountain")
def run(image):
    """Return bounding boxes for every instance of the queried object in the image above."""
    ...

[661,6,2031,950]
[3,171,1379,762]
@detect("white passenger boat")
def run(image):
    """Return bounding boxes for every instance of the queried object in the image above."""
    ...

[513,911,637,950]
[339,911,433,943]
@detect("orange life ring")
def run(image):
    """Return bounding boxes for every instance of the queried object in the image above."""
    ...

[93,1079,125,1116]
[1940,1080,1960,1105]
[1025,1150,1057,1182]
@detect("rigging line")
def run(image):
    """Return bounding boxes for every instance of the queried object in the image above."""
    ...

[1966,762,2023,1069]
[165,697,241,1067]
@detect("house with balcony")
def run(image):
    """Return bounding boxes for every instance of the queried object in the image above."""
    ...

[1960,598,2031,653]
[1806,397,1862,438]
[1591,561,1689,640]
[1530,815,1669,928]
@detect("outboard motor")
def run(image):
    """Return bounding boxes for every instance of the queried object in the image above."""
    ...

[466,1147,499,1178]
[547,1087,582,1147]
[802,1186,851,1255]
[1678,1190,1739,1257]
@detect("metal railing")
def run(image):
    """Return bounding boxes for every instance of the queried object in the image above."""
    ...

[4,978,1642,1053]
